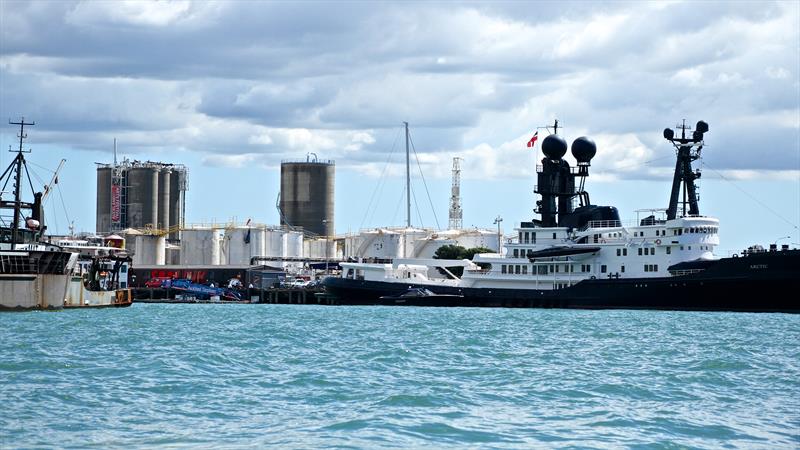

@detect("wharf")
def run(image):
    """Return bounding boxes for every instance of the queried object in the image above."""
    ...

[132,286,332,304]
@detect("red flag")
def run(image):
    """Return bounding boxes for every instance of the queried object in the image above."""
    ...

[527,131,539,148]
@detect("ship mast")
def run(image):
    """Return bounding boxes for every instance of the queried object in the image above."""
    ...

[9,118,34,250]
[663,120,708,220]
[404,121,411,228]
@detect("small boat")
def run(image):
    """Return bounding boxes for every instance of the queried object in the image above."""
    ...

[378,287,464,306]
[58,237,133,308]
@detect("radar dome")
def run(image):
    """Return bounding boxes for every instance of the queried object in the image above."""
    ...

[541,134,567,160]
[571,136,596,163]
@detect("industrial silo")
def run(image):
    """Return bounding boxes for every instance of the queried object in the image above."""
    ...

[127,166,158,229]
[157,168,170,230]
[280,158,334,237]
[96,166,112,233]
[169,167,185,240]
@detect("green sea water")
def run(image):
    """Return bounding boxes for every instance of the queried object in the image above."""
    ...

[1,304,798,448]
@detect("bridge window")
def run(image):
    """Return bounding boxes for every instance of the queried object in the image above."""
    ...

[552,232,557,239]
[666,247,671,255]
[522,265,528,275]
[623,248,628,256]
[601,265,607,273]
[515,265,521,274]
[638,248,643,256]
[501,265,507,274]
[513,249,519,258]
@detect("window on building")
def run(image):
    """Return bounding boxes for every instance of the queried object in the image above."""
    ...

[501,265,507,274]
[515,265,521,274]
[601,265,607,273]
[623,248,628,256]
[616,249,621,256]
[654,265,658,271]
[522,266,528,275]
[513,249,519,258]
[638,248,643,256]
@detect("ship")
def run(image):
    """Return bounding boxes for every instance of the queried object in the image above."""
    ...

[323,120,800,313]
[53,235,134,308]
[1,119,77,310]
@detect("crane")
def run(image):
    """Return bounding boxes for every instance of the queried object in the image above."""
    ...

[41,158,66,203]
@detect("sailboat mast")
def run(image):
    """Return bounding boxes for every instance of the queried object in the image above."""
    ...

[404,121,411,228]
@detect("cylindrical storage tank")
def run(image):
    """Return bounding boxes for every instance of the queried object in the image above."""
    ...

[127,167,158,229]
[280,160,334,236]
[454,229,499,251]
[155,235,166,265]
[284,230,304,257]
[223,227,267,265]
[96,167,112,233]
[132,235,158,265]
[400,228,428,259]
[355,229,402,259]
[158,169,170,230]
[180,228,220,265]
[169,168,185,240]
[266,228,284,257]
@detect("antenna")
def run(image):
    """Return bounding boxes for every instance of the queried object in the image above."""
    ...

[449,157,462,229]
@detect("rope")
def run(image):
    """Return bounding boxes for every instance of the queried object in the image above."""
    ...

[360,126,402,230]
[703,163,798,231]
[407,130,441,229]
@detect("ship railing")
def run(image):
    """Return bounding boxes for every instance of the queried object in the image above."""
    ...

[579,220,623,231]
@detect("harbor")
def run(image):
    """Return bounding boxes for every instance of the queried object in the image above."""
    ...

[2,1,799,448]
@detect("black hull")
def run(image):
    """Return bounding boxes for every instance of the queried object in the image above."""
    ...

[323,250,800,313]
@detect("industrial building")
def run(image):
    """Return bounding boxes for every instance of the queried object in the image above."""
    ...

[279,156,334,237]
[96,159,187,239]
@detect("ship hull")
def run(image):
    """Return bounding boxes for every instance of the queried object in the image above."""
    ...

[0,274,72,310]
[0,250,76,311]
[323,250,800,313]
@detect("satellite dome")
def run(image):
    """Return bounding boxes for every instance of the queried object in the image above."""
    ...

[571,136,596,163]
[541,134,567,160]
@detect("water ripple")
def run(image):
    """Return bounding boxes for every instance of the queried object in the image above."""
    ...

[1,305,798,448]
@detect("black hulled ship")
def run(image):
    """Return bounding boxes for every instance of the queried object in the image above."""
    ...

[323,120,799,313]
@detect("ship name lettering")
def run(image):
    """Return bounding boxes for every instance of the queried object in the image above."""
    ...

[750,264,768,269]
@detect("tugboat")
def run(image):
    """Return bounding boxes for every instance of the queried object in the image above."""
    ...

[0,118,77,310]
[324,120,800,312]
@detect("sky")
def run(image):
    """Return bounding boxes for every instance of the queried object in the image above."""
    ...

[1,0,798,255]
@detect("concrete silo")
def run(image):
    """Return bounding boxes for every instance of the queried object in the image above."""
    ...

[127,166,158,229]
[157,168,170,230]
[279,157,334,237]
[169,167,186,240]
[96,167,112,233]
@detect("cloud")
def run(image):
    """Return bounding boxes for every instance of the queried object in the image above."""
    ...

[0,0,797,182]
